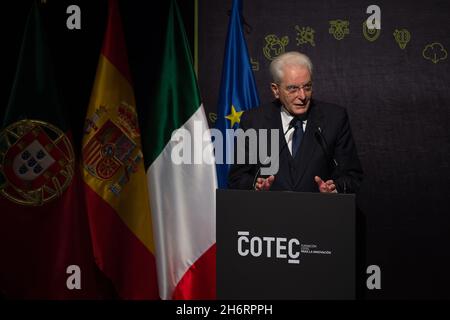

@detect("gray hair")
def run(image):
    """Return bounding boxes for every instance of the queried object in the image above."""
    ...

[269,51,313,84]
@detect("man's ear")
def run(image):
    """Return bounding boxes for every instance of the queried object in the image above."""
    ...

[270,83,279,99]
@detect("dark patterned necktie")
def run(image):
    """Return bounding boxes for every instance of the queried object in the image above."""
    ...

[292,118,303,157]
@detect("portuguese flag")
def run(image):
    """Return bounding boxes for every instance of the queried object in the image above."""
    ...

[81,0,159,299]
[143,0,217,299]
[0,1,99,298]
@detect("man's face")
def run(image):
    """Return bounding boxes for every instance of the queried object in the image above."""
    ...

[271,65,312,116]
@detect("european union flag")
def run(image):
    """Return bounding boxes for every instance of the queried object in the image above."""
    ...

[215,0,260,189]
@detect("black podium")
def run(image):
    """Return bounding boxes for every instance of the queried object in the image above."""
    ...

[216,189,355,300]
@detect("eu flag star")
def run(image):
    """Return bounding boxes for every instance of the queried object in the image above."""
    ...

[225,105,244,128]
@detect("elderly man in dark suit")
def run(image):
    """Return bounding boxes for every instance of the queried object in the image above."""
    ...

[228,51,363,193]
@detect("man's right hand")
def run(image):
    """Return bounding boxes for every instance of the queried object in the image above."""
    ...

[254,175,275,191]
[314,176,337,193]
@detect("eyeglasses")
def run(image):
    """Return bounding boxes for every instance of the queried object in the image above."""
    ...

[281,82,313,95]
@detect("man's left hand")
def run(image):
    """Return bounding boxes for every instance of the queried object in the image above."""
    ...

[314,176,337,193]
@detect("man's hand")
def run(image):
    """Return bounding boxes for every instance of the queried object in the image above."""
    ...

[255,175,275,191]
[314,176,337,193]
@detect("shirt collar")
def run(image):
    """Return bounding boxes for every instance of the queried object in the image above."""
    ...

[280,105,307,132]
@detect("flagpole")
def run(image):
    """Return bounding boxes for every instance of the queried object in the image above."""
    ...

[194,0,199,75]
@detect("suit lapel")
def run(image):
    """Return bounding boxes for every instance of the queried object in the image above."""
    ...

[264,101,285,152]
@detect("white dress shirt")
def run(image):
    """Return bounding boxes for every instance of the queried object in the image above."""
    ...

[280,106,307,155]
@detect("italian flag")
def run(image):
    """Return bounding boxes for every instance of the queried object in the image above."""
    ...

[81,0,159,299]
[142,0,217,299]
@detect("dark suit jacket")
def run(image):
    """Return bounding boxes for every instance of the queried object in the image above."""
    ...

[228,99,363,193]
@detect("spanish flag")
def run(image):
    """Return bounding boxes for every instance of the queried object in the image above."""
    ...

[81,0,158,299]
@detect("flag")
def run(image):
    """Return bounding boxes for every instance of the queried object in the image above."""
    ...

[142,0,217,299]
[215,0,260,188]
[81,0,159,299]
[0,1,99,298]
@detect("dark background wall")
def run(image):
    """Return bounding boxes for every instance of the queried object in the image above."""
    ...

[2,0,450,299]
[198,0,450,299]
